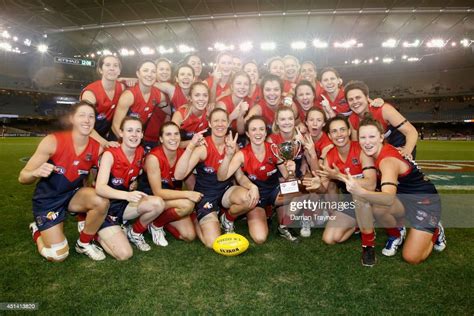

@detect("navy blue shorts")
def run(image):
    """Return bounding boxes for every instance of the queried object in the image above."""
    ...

[195,186,230,221]
[100,200,129,229]
[32,189,78,232]
[399,194,440,233]
[257,185,280,208]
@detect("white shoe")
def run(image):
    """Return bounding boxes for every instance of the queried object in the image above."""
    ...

[300,218,312,238]
[75,240,106,261]
[148,224,168,247]
[220,213,235,233]
[382,227,407,257]
[29,222,38,236]
[434,222,447,252]
[126,226,151,252]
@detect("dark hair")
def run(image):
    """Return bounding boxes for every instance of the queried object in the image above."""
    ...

[359,113,384,135]
[208,107,229,121]
[245,115,266,133]
[136,59,156,72]
[306,107,327,123]
[261,74,283,92]
[320,67,341,80]
[69,100,97,116]
[344,80,369,100]
[119,116,142,131]
[326,114,350,132]
[159,121,180,137]
[96,55,121,77]
[295,80,315,96]
[175,64,195,78]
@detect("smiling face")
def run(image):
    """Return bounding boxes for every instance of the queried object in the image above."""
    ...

[160,124,181,151]
[231,74,250,98]
[269,59,285,79]
[243,63,259,85]
[263,80,282,106]
[306,110,325,137]
[295,84,315,111]
[328,119,351,148]
[136,61,157,87]
[346,88,369,115]
[321,70,341,94]
[156,60,172,82]
[176,66,194,89]
[70,104,96,136]
[217,54,233,77]
[190,84,209,111]
[284,57,299,81]
[99,56,121,81]
[358,125,384,157]
[276,108,295,134]
[300,63,316,82]
[209,110,229,137]
[187,56,202,77]
[120,119,143,149]
[232,57,242,72]
[246,118,267,146]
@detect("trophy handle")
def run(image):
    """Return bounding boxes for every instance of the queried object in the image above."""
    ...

[270,143,284,161]
[293,140,302,158]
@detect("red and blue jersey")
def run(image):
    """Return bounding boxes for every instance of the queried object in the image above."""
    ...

[106,146,145,192]
[205,76,230,99]
[194,136,233,194]
[81,80,123,137]
[150,146,184,190]
[321,88,351,116]
[32,132,100,209]
[217,94,252,130]
[375,144,436,194]
[177,105,208,140]
[240,142,279,190]
[128,84,164,126]
[256,100,277,130]
[325,141,363,178]
[313,132,333,157]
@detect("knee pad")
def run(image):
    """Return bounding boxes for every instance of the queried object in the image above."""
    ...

[40,239,69,261]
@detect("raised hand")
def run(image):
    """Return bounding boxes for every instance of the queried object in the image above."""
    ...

[369,97,384,108]
[397,146,413,161]
[224,131,239,157]
[33,162,55,178]
[317,163,344,181]
[341,170,364,195]
[190,129,208,148]
[302,170,321,191]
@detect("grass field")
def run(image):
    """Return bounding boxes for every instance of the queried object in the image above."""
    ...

[0,138,473,315]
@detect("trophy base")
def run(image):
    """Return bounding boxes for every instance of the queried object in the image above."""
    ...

[280,179,299,195]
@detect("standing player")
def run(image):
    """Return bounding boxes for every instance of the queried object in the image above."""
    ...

[345,80,418,160]
[243,61,262,104]
[319,67,351,118]
[19,101,109,262]
[112,60,169,146]
[217,116,296,243]
[205,52,233,103]
[342,116,446,265]
[172,82,209,148]
[140,122,203,246]
[156,58,172,83]
[174,108,253,248]
[299,61,324,105]
[184,54,203,81]
[95,117,165,254]
[80,55,124,147]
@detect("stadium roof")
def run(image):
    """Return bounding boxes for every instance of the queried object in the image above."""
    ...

[1,0,473,60]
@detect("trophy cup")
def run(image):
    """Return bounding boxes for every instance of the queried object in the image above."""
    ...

[271,140,301,194]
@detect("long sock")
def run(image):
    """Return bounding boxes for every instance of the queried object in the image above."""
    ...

[361,231,376,247]
[225,209,236,221]
[33,230,41,243]
[153,208,181,228]
[386,227,401,238]
[280,215,292,226]
[77,213,86,222]
[165,224,182,240]
[431,227,440,244]
[79,231,95,244]
[132,220,147,234]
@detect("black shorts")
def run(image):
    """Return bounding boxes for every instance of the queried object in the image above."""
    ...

[195,186,231,221]
[32,189,78,232]
[399,193,441,233]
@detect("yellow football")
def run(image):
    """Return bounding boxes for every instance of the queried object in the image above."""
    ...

[212,233,249,256]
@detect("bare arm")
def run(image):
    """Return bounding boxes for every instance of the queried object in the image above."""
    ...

[383,104,418,158]
[18,135,56,184]
[174,142,206,180]
[111,90,134,138]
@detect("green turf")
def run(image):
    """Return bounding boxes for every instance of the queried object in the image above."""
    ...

[0,138,473,315]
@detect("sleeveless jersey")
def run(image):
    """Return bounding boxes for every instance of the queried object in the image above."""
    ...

[217,94,252,130]
[205,76,230,99]
[321,88,352,116]
[81,80,123,137]
[241,142,280,190]
[177,105,208,140]
[170,84,188,112]
[313,132,333,157]
[325,141,363,178]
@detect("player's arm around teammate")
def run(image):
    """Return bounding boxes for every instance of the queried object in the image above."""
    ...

[95,117,165,257]
[19,102,109,262]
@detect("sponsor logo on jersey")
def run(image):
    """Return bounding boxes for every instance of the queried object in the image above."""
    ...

[111,104,116,109]
[144,107,150,112]
[112,177,124,186]
[78,169,89,175]
[73,160,79,166]
[259,166,266,171]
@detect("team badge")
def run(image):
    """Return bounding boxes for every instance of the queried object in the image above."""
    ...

[85,153,93,162]
[203,202,213,209]
[352,158,360,165]
[46,211,59,221]
[54,166,65,174]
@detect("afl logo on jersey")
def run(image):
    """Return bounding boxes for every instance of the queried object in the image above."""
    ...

[249,174,257,181]
[54,166,66,174]
[97,113,106,120]
[144,107,150,112]
[352,158,360,165]
[203,166,215,173]
[112,177,124,186]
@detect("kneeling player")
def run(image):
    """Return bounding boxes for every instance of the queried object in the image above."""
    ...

[19,101,109,262]
[95,117,165,258]
[342,117,446,265]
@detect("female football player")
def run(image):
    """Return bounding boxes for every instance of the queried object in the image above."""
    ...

[267,57,293,96]
[217,115,296,242]
[80,55,124,147]
[305,108,333,160]
[283,55,300,84]
[345,80,418,160]
[319,67,351,118]
[156,58,172,83]
[342,116,445,265]
[205,52,233,102]
[294,80,318,122]
[95,117,165,256]
[19,101,109,262]
[140,122,202,246]
[243,61,262,104]
[111,60,170,146]
[154,64,195,112]
[171,82,209,148]
[174,108,257,248]
[299,61,324,105]
[184,54,203,80]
